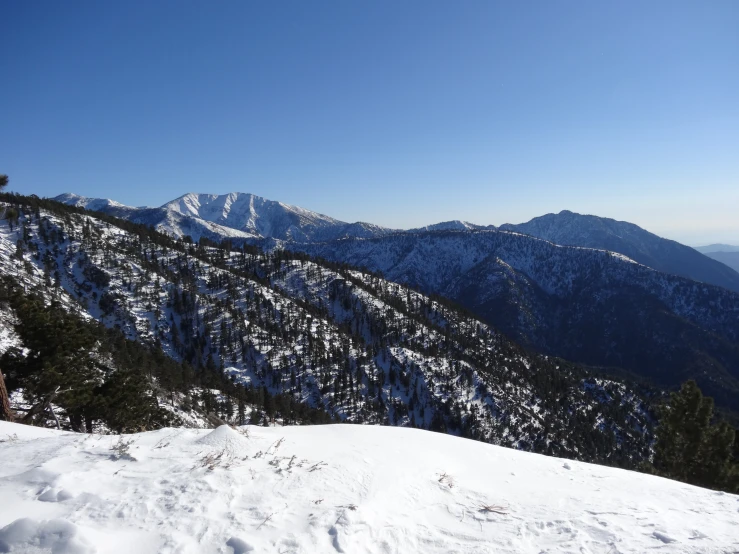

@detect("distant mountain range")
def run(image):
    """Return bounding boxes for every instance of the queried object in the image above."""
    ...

[700,252,739,273]
[694,244,739,273]
[53,191,739,414]
[695,244,739,254]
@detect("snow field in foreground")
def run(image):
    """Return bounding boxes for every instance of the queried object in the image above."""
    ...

[0,421,737,553]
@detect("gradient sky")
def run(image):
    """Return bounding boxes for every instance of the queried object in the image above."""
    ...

[1,1,737,245]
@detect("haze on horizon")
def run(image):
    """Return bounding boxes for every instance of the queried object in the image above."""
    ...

[1,1,737,246]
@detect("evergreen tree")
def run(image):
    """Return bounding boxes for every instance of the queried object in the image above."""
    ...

[96,368,170,433]
[653,380,738,492]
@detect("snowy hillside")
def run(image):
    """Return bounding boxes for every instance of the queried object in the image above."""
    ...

[0,421,737,554]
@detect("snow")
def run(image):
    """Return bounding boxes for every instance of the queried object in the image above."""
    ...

[195,425,250,454]
[1,421,737,554]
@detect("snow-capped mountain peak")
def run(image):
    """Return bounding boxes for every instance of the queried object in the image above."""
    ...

[160,192,342,240]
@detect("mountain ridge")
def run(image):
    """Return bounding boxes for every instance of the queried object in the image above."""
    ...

[54,192,739,292]
[695,243,739,253]
[56,191,398,243]
[501,210,739,293]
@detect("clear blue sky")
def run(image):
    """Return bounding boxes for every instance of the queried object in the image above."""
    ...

[2,1,737,244]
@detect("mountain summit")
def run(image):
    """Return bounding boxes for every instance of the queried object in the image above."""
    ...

[161,192,342,241]
[160,192,395,242]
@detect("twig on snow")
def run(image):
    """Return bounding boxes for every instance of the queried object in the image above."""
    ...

[478,504,509,515]
[256,512,275,530]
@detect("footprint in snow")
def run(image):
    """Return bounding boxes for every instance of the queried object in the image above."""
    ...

[226,537,253,553]
[651,530,676,544]
[38,488,74,502]
[328,525,346,553]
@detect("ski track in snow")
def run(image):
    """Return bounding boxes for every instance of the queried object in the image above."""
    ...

[0,422,737,554]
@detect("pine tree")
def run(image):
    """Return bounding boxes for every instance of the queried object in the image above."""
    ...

[237,388,246,425]
[653,380,738,492]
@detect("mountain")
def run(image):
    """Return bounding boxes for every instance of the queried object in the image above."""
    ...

[292,230,739,415]
[55,192,262,244]
[702,251,739,273]
[55,192,395,243]
[695,244,739,254]
[693,245,739,273]
[500,210,739,293]
[54,193,133,213]
[2,421,737,554]
[0,193,656,465]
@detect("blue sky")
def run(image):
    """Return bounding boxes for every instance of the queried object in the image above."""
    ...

[1,1,737,244]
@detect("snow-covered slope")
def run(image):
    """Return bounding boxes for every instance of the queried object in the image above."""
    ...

[0,421,736,554]
[501,210,739,292]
